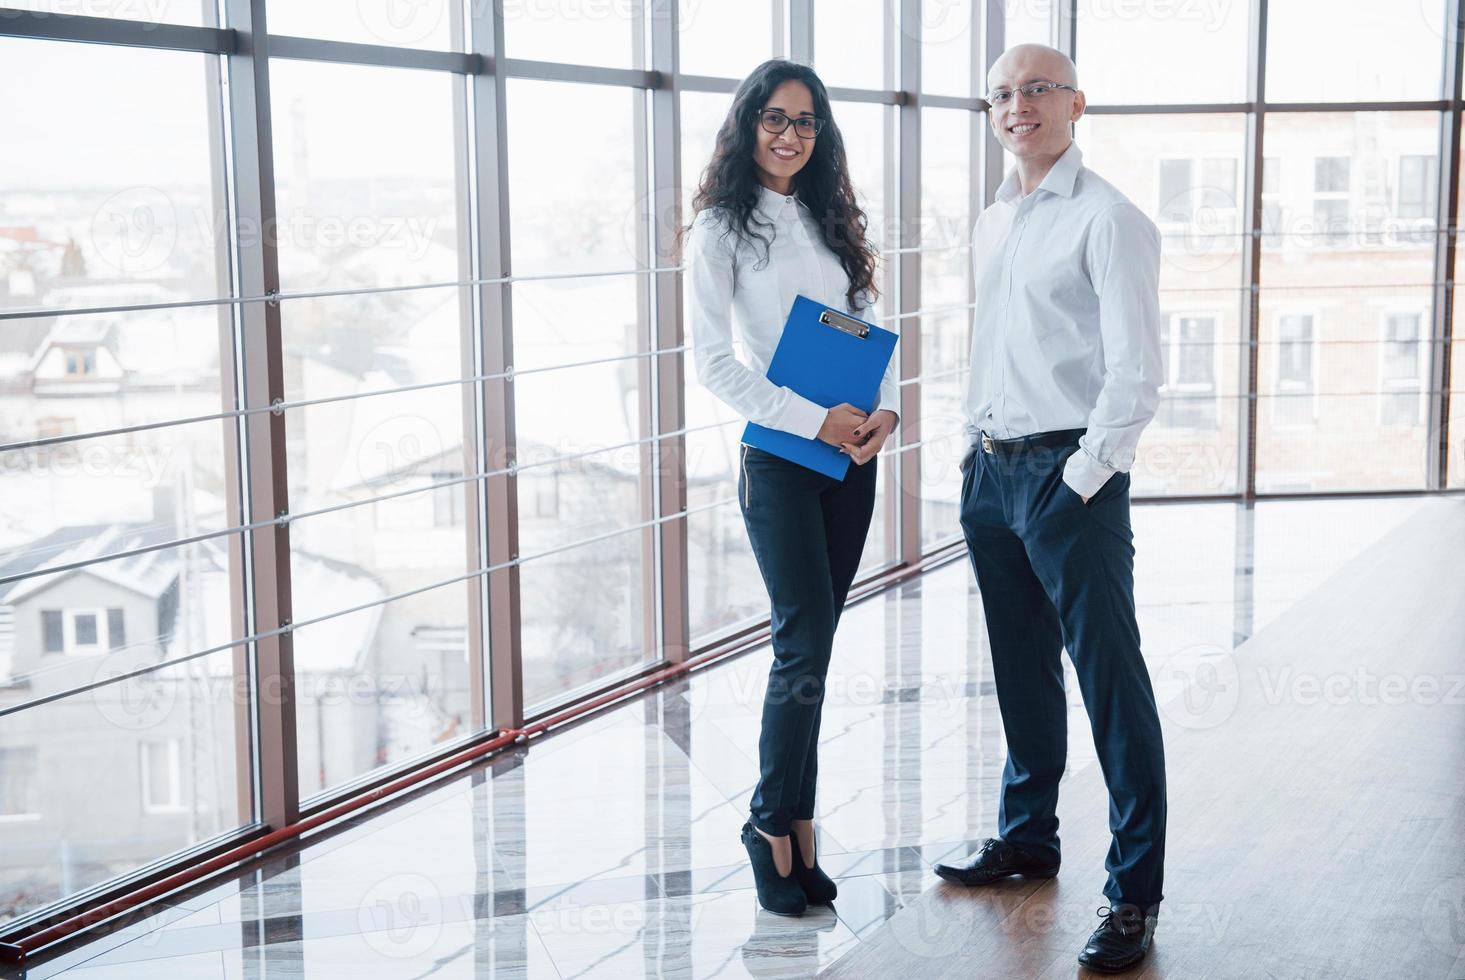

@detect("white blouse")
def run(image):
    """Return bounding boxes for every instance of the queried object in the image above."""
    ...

[684,183,900,441]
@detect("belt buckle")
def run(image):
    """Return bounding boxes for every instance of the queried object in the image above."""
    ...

[980,433,994,455]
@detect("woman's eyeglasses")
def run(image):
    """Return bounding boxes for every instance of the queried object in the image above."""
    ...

[759,109,825,139]
[982,80,1077,107]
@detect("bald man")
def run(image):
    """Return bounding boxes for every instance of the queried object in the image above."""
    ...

[932,44,1167,974]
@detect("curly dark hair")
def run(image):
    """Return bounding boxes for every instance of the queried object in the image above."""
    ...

[679,59,879,312]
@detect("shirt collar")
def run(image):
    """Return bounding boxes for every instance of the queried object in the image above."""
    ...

[755,183,810,220]
[995,140,1084,204]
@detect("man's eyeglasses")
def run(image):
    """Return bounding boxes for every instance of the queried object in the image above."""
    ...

[759,109,825,139]
[981,80,1077,108]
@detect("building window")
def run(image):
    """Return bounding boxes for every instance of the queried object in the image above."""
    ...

[1396,155,1436,221]
[63,348,98,378]
[1381,312,1424,426]
[1261,157,1282,247]
[527,472,560,520]
[41,609,64,654]
[0,747,40,819]
[430,472,463,528]
[1157,313,1220,429]
[1312,157,1350,244]
[1158,157,1238,227]
[70,610,102,653]
[1274,313,1317,425]
[107,607,126,649]
[140,740,184,813]
[42,608,110,655]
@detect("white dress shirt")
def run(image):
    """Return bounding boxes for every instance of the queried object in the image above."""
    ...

[686,183,900,441]
[963,140,1163,499]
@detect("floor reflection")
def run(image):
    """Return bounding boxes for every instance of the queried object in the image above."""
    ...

[20,497,1426,978]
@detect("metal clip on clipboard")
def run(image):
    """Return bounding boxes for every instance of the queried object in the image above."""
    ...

[818,309,869,339]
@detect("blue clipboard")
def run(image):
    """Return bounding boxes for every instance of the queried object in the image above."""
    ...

[742,294,898,480]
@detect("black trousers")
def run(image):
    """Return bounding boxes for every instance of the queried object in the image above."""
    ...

[739,443,877,836]
[958,430,1167,912]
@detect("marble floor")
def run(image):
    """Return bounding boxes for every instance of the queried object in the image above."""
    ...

[8,497,1437,979]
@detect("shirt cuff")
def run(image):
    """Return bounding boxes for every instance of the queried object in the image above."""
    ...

[776,390,828,441]
[1062,447,1118,499]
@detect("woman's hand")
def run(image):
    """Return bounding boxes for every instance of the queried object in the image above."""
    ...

[816,403,868,448]
[840,409,898,465]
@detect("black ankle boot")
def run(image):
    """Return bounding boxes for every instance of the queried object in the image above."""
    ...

[740,822,807,917]
[790,828,837,904]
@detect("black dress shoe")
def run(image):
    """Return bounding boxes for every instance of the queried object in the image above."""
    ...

[1076,903,1157,974]
[740,823,807,916]
[932,837,1060,886]
[789,829,838,904]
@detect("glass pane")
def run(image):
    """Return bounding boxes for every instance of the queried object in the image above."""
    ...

[680,90,734,219]
[293,579,473,798]
[5,0,209,26]
[1454,129,1465,490]
[520,529,647,711]
[269,60,460,293]
[268,0,459,50]
[919,431,964,549]
[0,543,249,927]
[1075,113,1247,496]
[814,0,891,90]
[0,39,225,314]
[1452,333,1465,488]
[679,0,773,79]
[507,80,638,275]
[1256,113,1440,492]
[1265,0,1448,103]
[685,382,764,641]
[1003,0,1052,49]
[515,363,644,546]
[835,101,892,257]
[1075,0,1248,105]
[1,419,235,565]
[512,277,640,373]
[504,0,636,68]
[920,0,973,97]
[285,372,474,796]
[921,107,970,249]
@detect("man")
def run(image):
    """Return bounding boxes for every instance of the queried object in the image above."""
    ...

[932,43,1168,974]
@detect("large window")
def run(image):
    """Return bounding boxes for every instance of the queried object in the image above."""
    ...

[2,0,1461,942]
[1256,113,1440,491]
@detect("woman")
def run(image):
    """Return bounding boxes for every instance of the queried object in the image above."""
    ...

[680,59,899,917]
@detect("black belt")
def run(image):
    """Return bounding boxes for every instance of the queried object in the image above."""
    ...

[978,427,1086,457]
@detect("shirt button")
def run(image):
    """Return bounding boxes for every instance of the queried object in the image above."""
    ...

[785,196,793,202]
